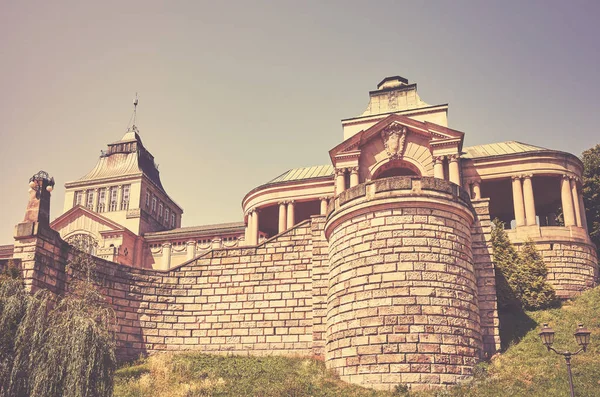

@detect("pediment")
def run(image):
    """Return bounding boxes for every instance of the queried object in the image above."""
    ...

[329,114,464,160]
[51,205,126,234]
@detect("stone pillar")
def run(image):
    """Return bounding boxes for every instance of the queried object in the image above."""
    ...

[186,240,196,261]
[278,201,287,234]
[117,185,124,210]
[571,178,583,227]
[433,156,445,180]
[349,167,359,187]
[320,197,328,215]
[578,193,588,232]
[286,200,295,229]
[561,175,576,227]
[161,243,171,270]
[251,209,260,245]
[448,155,461,186]
[522,174,537,226]
[472,180,481,200]
[512,176,526,227]
[335,168,346,195]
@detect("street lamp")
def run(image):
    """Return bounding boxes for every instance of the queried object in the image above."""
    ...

[538,323,591,397]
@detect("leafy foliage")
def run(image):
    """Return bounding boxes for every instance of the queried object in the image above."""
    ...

[0,236,116,397]
[491,219,557,311]
[581,144,600,256]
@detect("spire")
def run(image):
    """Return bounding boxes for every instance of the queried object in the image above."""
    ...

[127,93,139,133]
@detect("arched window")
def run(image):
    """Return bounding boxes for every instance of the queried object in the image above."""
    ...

[372,160,421,180]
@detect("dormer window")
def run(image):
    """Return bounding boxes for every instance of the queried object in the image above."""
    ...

[158,202,163,219]
[145,190,150,208]
[171,213,175,228]
[151,196,157,213]
[165,208,169,225]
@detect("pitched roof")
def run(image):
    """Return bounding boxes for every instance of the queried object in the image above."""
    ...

[267,165,335,184]
[462,141,549,159]
[144,222,245,241]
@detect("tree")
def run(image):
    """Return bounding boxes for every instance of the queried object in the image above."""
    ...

[582,144,600,256]
[491,219,557,311]
[0,237,116,397]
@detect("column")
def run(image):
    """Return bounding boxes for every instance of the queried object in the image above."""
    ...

[186,241,196,261]
[211,238,222,250]
[117,185,124,211]
[244,211,252,245]
[472,180,482,200]
[512,176,526,227]
[433,156,445,179]
[561,175,576,227]
[278,201,287,233]
[578,191,588,232]
[571,178,582,227]
[286,200,295,229]
[251,209,260,245]
[522,174,537,226]
[448,155,461,186]
[335,168,346,195]
[161,243,172,270]
[349,167,359,187]
[320,197,329,215]
[92,188,99,212]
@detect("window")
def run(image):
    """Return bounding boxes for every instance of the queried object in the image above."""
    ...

[158,202,163,219]
[145,189,150,208]
[86,190,94,210]
[151,196,157,213]
[109,187,118,211]
[164,208,169,225]
[74,191,83,207]
[98,189,106,212]
[121,185,130,210]
[171,213,176,228]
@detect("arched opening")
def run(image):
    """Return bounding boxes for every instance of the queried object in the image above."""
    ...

[372,160,420,180]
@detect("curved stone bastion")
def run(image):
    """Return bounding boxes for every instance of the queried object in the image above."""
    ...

[324,176,481,390]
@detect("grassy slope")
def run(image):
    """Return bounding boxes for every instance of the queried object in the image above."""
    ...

[114,287,600,397]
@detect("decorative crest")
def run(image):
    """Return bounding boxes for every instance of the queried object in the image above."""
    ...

[381,123,407,159]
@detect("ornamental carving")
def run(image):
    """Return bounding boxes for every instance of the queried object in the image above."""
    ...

[381,124,407,159]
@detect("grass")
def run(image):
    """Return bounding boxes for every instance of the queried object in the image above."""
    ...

[114,286,600,397]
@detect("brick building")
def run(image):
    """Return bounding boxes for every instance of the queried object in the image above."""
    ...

[1,76,597,390]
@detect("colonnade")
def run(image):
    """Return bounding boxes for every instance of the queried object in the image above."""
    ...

[433,155,461,186]
[510,174,586,229]
[335,167,359,195]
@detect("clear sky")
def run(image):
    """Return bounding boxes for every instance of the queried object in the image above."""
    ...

[1,0,599,244]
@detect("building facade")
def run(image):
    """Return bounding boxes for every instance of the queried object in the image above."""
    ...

[1,75,598,390]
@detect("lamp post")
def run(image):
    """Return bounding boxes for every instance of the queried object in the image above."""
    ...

[539,323,591,397]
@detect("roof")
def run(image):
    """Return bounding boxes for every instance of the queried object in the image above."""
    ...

[69,128,166,193]
[267,165,335,184]
[144,222,245,240]
[462,141,549,159]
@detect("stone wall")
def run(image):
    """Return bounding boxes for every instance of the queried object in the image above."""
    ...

[516,240,598,299]
[324,177,482,390]
[470,199,501,357]
[93,219,316,360]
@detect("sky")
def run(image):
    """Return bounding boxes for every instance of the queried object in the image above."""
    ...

[1,0,599,244]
